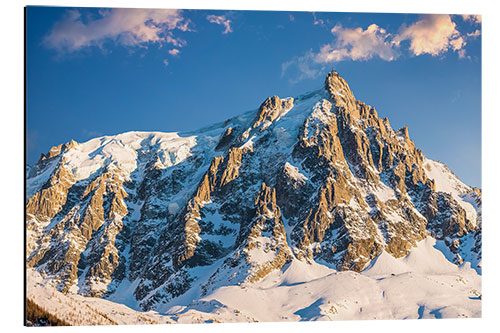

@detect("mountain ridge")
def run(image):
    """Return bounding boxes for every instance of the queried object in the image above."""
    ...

[26,69,481,320]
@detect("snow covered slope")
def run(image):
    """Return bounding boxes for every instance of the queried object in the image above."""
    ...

[27,237,481,324]
[423,158,481,227]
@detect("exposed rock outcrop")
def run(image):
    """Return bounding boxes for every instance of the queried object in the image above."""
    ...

[253,96,294,129]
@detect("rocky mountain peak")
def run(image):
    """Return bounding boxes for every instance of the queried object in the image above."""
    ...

[396,126,410,140]
[324,68,357,115]
[39,139,79,162]
[253,96,294,130]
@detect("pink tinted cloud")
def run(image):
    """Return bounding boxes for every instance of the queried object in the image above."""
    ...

[394,14,465,56]
[315,23,397,63]
[206,15,233,34]
[44,8,190,53]
[168,48,181,56]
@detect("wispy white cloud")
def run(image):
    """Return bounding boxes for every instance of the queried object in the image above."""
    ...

[316,24,397,63]
[206,14,233,34]
[282,23,398,82]
[449,36,465,51]
[312,12,325,27]
[461,15,482,24]
[168,48,181,56]
[82,129,103,139]
[44,8,190,53]
[394,14,464,56]
[281,50,323,83]
[163,59,169,66]
[282,14,479,83]
[467,29,481,38]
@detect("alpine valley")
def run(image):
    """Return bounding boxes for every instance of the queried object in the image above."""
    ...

[26,69,482,325]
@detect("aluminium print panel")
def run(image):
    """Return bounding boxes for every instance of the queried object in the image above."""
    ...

[25,6,481,326]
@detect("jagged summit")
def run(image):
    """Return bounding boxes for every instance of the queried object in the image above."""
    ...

[26,69,481,318]
[253,96,294,130]
[325,68,357,114]
[36,139,78,163]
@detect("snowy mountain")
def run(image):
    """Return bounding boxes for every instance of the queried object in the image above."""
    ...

[26,69,481,324]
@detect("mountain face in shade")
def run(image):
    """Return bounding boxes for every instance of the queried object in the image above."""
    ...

[26,69,481,315]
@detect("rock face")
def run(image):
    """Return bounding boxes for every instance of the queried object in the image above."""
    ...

[26,69,481,310]
[253,96,294,129]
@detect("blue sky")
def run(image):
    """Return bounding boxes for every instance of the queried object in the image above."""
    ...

[26,7,481,187]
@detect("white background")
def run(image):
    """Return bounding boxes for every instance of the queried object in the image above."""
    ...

[1,0,497,332]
